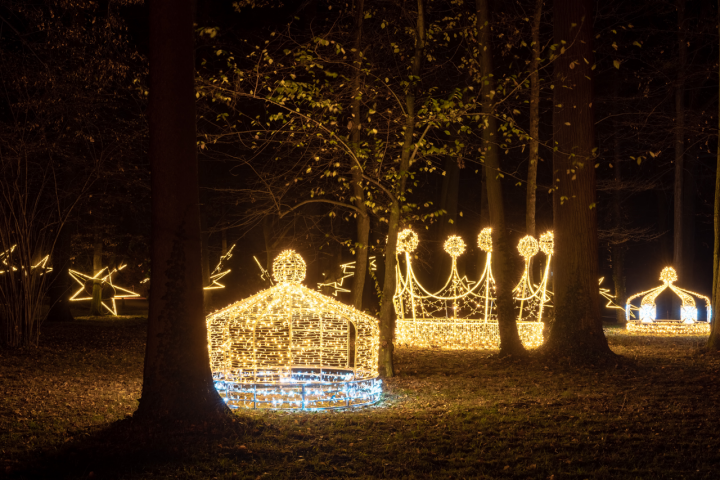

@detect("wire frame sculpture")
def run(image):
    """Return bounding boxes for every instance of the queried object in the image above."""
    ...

[625,266,712,335]
[393,228,544,350]
[207,250,381,410]
[513,232,554,323]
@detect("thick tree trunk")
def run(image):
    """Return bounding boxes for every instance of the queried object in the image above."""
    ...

[526,0,542,239]
[349,0,370,311]
[476,0,525,356]
[378,0,425,377]
[543,0,611,358]
[673,0,686,282]
[90,237,103,316]
[709,0,720,350]
[136,0,228,421]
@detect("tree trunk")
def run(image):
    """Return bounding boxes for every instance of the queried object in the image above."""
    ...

[709,0,720,350]
[90,237,103,316]
[136,0,228,421]
[221,228,228,256]
[378,0,426,378]
[526,0,542,239]
[476,0,525,356]
[200,204,211,311]
[46,224,75,323]
[435,157,460,288]
[349,0,370,311]
[673,0,686,283]
[543,0,611,358]
[611,128,626,324]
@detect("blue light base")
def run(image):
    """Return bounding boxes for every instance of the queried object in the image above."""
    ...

[213,367,382,410]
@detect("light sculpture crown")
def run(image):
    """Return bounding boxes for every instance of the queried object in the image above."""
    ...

[207,251,381,410]
[393,228,544,350]
[625,266,711,335]
[513,232,553,324]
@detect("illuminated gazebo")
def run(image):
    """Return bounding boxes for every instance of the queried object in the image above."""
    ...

[206,250,381,410]
[625,266,712,335]
[393,228,545,350]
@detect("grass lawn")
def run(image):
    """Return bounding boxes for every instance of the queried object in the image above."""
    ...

[1,318,719,479]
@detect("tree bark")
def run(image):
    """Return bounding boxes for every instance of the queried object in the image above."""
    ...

[200,204,211,311]
[543,0,611,358]
[46,224,75,323]
[90,236,103,316]
[673,0,686,282]
[349,0,370,311]
[378,0,426,377]
[611,129,626,324]
[709,0,720,350]
[526,0,542,239]
[136,0,228,421]
[435,156,460,288]
[476,0,525,356]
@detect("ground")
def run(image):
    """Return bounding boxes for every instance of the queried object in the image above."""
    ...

[1,318,719,479]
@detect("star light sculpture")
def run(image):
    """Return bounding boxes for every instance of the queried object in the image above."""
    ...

[68,265,140,315]
[393,228,544,350]
[624,266,711,335]
[206,250,381,410]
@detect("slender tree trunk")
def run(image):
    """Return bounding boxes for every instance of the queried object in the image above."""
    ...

[90,237,103,316]
[349,0,370,311]
[435,157,460,288]
[611,153,626,324]
[476,0,525,356]
[543,0,611,358]
[673,0,687,282]
[46,224,75,323]
[526,0,542,239]
[136,0,228,421]
[709,0,720,350]
[200,205,211,311]
[378,0,425,377]
[221,228,228,256]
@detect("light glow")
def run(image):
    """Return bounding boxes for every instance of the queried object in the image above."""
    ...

[393,229,544,350]
[625,266,711,332]
[205,244,235,290]
[207,250,381,410]
[318,256,377,296]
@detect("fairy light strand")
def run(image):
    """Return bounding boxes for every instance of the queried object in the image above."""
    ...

[68,264,140,315]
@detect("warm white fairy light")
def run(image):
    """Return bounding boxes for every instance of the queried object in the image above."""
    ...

[0,245,53,275]
[205,244,235,290]
[207,250,381,410]
[68,265,140,315]
[513,232,553,324]
[393,229,544,350]
[443,236,466,258]
[478,228,493,253]
[625,266,712,334]
[598,277,625,311]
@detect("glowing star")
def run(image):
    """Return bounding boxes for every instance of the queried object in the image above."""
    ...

[205,244,235,290]
[625,266,711,335]
[206,250,381,410]
[69,265,140,315]
[513,232,553,323]
[318,257,377,297]
[393,228,543,350]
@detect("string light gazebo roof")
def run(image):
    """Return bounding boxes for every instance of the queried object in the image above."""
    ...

[393,228,545,350]
[625,266,711,335]
[207,250,381,410]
